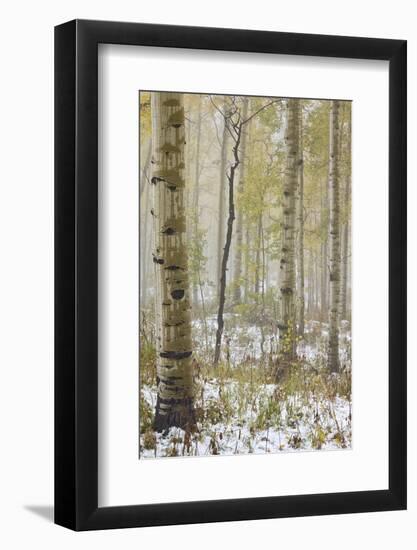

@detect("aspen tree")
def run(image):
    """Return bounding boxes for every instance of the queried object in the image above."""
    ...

[320,178,328,321]
[328,100,341,372]
[151,91,195,431]
[233,97,249,303]
[341,106,351,322]
[297,105,305,337]
[192,95,202,305]
[280,98,299,360]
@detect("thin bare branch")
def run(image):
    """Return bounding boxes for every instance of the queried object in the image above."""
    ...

[242,99,282,126]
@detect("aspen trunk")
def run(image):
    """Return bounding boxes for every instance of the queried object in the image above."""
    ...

[150,91,195,431]
[243,119,254,304]
[192,96,202,305]
[321,177,328,321]
[311,253,316,317]
[279,98,299,360]
[140,177,151,306]
[314,251,320,315]
[233,97,249,303]
[254,214,262,295]
[243,225,250,302]
[341,112,351,322]
[261,220,266,299]
[328,100,341,373]
[297,106,305,336]
[140,138,152,197]
[140,137,152,306]
[264,232,270,292]
[307,250,313,318]
[341,204,349,321]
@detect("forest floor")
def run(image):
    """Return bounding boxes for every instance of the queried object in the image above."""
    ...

[139,318,352,459]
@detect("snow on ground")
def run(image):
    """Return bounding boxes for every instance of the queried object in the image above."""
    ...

[140,379,351,459]
[140,318,352,459]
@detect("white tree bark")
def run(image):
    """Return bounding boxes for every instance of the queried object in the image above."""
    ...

[192,95,202,305]
[297,106,305,337]
[341,111,351,322]
[233,97,249,303]
[280,98,299,360]
[151,91,195,431]
[320,176,328,321]
[328,100,341,373]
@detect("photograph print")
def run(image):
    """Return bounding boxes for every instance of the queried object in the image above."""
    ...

[139,91,352,459]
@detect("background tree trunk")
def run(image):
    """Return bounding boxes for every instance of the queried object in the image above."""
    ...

[341,112,351,322]
[243,225,250,302]
[151,91,195,431]
[307,251,314,317]
[297,106,305,337]
[254,214,262,295]
[233,97,249,303]
[328,100,341,373]
[280,98,299,360]
[321,177,328,321]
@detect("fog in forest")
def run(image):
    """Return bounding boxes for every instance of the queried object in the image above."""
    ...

[139,91,351,458]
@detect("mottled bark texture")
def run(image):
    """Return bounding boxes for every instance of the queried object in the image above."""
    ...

[151,92,195,431]
[233,97,249,303]
[140,174,151,306]
[341,111,351,322]
[140,138,152,197]
[140,138,152,305]
[328,100,341,373]
[254,214,262,295]
[297,106,305,337]
[320,176,328,321]
[192,95,202,305]
[280,99,299,360]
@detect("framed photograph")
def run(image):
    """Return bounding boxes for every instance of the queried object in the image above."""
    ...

[55,19,406,530]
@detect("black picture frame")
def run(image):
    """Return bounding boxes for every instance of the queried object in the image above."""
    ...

[55,19,407,531]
